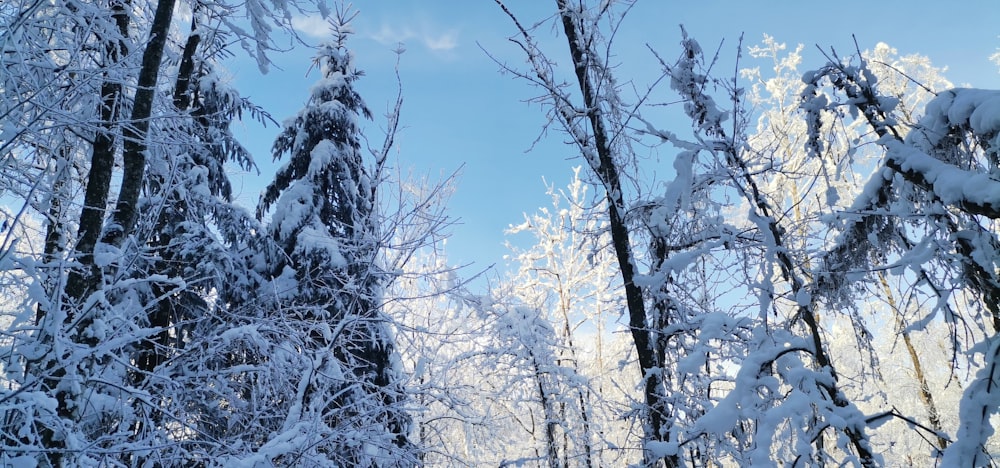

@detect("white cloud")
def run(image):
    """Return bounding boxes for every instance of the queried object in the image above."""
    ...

[423,31,458,52]
[368,21,459,54]
[290,14,459,56]
[291,15,331,40]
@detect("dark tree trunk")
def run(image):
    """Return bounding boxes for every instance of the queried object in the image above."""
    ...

[63,0,131,303]
[37,148,72,324]
[103,0,177,247]
[173,22,201,111]
[553,2,675,466]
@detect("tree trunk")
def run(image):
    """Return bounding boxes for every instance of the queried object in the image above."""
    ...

[172,21,201,111]
[103,0,177,247]
[553,269,595,468]
[133,17,202,409]
[37,148,72,324]
[531,353,560,468]
[553,2,674,465]
[877,270,948,451]
[63,0,131,303]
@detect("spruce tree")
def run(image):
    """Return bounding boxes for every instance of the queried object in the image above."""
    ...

[257,11,414,465]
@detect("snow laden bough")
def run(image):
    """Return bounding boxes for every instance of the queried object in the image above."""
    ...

[808,55,1000,466]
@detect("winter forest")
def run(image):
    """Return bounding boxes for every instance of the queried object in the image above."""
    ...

[2,0,1000,465]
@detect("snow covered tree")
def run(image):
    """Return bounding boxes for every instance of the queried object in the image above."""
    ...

[650,32,881,465]
[388,169,638,467]
[0,0,175,462]
[386,249,474,465]
[739,37,962,464]
[495,2,684,463]
[503,168,632,467]
[254,9,414,465]
[804,55,1000,465]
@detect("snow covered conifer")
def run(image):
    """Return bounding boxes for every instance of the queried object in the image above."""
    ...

[256,9,414,465]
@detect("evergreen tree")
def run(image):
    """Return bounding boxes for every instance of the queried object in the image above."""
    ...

[256,9,414,465]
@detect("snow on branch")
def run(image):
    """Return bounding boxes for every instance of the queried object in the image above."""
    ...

[807,58,1000,219]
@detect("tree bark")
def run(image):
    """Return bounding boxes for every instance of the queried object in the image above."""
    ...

[103,0,177,247]
[172,21,201,111]
[63,0,131,303]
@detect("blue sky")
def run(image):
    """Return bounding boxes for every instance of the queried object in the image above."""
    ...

[228,1,1000,278]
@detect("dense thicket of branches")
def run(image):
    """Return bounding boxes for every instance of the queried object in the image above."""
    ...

[488,1,1000,466]
[2,0,999,466]
[0,1,423,466]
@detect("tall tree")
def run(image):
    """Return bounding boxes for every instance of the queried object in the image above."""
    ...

[495,2,680,463]
[744,37,958,462]
[255,8,414,465]
[504,167,628,467]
